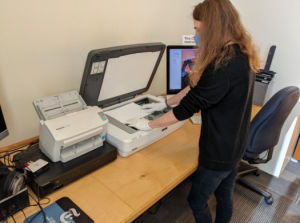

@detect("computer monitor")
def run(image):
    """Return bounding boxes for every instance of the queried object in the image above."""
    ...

[0,105,9,141]
[166,45,197,96]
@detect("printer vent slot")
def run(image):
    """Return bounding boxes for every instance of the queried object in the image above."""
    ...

[45,107,61,112]
[33,91,88,120]
[64,102,78,107]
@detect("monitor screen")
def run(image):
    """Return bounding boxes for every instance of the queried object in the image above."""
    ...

[167,46,197,95]
[0,105,9,141]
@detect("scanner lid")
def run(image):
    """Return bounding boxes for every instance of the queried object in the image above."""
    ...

[33,91,87,121]
[79,43,166,108]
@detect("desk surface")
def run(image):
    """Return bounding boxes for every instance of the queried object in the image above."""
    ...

[11,105,261,223]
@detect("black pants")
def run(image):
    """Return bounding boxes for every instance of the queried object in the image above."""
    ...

[188,165,237,223]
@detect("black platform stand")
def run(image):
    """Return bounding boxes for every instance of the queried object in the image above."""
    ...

[14,142,117,198]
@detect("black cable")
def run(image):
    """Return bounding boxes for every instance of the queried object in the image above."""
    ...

[28,194,47,223]
[0,140,39,156]
[0,142,38,168]
[2,154,10,166]
[0,149,26,158]
[27,197,50,207]
[0,140,40,168]
[21,209,29,223]
[16,171,48,223]
[27,209,44,223]
[260,150,269,160]
[0,140,50,223]
[11,215,16,223]
[8,153,11,166]
[0,196,50,223]
[1,216,8,223]
[26,171,48,223]
[0,146,28,156]
[1,211,17,223]
[1,150,25,168]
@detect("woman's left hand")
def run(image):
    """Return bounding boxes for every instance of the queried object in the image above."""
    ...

[126,118,152,131]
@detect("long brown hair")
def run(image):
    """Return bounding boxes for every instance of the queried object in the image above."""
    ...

[190,0,261,87]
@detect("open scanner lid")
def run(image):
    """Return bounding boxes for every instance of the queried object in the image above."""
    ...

[79,43,166,108]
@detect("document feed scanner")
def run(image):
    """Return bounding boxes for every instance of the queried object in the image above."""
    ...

[33,91,108,162]
[79,43,186,157]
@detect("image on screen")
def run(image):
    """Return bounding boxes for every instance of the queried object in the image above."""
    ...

[169,49,197,91]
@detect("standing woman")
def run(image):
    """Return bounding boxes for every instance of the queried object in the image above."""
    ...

[127,0,261,222]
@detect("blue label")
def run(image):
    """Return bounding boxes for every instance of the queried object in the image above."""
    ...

[24,197,93,223]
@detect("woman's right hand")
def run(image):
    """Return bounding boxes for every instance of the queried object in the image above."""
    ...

[141,102,167,113]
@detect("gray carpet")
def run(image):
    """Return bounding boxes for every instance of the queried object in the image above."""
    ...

[133,161,300,223]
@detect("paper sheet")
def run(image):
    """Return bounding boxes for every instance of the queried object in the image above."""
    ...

[104,102,149,124]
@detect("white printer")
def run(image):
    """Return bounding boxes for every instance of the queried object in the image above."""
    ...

[33,91,108,162]
[79,43,186,157]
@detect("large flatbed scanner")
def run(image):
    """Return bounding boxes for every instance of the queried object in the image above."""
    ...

[79,43,186,157]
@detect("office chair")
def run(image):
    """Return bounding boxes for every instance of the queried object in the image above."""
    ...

[236,86,300,205]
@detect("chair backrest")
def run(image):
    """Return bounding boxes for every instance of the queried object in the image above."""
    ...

[245,86,300,158]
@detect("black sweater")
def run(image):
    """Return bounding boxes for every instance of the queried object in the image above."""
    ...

[173,44,255,171]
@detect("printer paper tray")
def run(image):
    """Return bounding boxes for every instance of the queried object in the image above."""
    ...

[61,135,103,162]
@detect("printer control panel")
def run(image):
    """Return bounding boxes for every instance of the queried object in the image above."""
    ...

[98,112,107,121]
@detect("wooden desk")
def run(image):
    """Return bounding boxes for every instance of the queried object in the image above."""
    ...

[293,138,300,160]
[11,105,261,223]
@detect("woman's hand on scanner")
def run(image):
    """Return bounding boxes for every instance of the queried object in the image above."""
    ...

[126,118,152,131]
[141,102,167,113]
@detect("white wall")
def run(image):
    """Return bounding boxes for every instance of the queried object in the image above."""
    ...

[0,0,200,147]
[232,0,300,94]
[232,0,300,176]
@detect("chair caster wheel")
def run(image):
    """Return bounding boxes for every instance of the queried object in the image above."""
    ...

[253,170,260,176]
[265,197,273,205]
